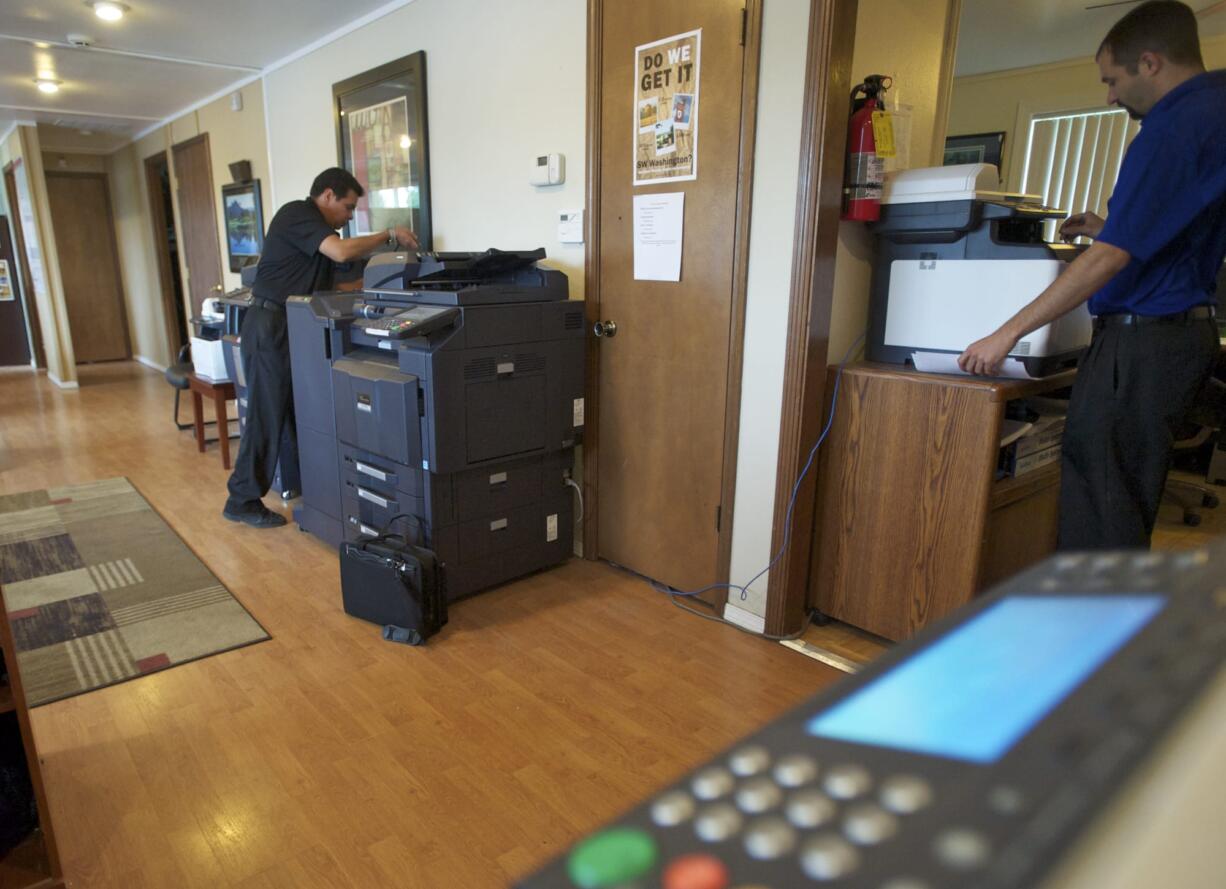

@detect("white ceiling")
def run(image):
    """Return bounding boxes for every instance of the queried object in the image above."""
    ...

[956,0,1226,77]
[0,0,402,151]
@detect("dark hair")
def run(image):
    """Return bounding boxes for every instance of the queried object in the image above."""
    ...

[1097,1,1204,71]
[309,167,364,200]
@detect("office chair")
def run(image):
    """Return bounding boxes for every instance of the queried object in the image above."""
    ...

[1164,373,1226,526]
[165,343,195,431]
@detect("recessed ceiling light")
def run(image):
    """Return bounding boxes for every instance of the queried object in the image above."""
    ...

[89,1,129,22]
[35,78,62,94]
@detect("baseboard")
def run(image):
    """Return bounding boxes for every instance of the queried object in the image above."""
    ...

[46,372,79,391]
[135,354,168,373]
[722,601,766,634]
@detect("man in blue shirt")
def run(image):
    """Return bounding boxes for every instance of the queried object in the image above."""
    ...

[959,1,1224,549]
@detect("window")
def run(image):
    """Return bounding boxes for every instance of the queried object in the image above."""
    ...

[1020,108,1140,242]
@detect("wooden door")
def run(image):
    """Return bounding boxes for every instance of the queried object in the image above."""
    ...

[0,216,32,366]
[591,0,756,594]
[5,161,46,368]
[171,134,223,320]
[44,171,131,363]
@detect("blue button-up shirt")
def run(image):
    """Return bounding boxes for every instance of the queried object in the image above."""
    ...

[1092,69,1226,316]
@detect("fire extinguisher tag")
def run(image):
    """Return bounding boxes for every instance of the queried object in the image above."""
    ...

[871,111,897,158]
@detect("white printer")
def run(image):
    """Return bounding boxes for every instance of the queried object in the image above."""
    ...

[867,163,1091,377]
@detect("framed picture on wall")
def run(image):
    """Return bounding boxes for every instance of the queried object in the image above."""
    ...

[943,131,1006,171]
[333,51,433,249]
[221,180,264,273]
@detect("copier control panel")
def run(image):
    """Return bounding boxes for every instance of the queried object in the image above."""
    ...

[357,305,459,339]
[517,545,1226,889]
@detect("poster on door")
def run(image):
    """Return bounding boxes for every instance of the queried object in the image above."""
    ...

[633,29,701,186]
[0,260,12,301]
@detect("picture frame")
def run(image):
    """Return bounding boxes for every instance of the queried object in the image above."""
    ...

[943,131,1006,171]
[333,51,433,249]
[220,180,264,273]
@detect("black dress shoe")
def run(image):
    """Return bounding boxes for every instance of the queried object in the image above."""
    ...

[222,503,288,528]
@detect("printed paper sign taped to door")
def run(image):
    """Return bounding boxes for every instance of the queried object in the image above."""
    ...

[634,29,701,186]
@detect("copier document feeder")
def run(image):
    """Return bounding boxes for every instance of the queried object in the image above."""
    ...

[867,164,1091,377]
[288,249,584,602]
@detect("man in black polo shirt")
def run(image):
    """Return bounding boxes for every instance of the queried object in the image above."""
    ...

[223,167,417,527]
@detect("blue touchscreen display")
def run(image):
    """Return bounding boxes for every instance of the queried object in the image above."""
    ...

[807,595,1165,763]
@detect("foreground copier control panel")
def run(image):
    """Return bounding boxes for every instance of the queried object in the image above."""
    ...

[518,544,1226,888]
[357,305,459,339]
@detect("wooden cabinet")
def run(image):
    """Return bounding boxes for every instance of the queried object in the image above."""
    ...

[0,585,63,889]
[808,362,1075,641]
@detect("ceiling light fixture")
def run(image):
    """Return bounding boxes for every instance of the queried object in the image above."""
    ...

[89,1,129,22]
[35,78,62,94]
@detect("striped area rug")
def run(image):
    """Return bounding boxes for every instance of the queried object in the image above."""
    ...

[0,478,268,706]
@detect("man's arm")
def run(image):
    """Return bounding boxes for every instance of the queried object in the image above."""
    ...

[957,240,1131,376]
[319,225,418,264]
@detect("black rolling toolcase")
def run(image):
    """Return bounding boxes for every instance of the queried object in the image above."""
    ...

[339,531,448,645]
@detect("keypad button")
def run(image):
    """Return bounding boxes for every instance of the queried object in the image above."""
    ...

[652,790,697,827]
[729,745,772,777]
[692,767,736,801]
[1175,550,1209,569]
[843,802,899,845]
[566,827,658,889]
[1054,554,1084,571]
[824,765,872,800]
[880,879,931,889]
[785,788,837,829]
[1130,553,1164,570]
[773,754,818,788]
[743,817,797,860]
[879,775,932,814]
[987,785,1025,816]
[662,853,730,889]
[735,778,783,815]
[695,804,743,843]
[934,828,990,870]
[1090,554,1122,571]
[800,834,861,881]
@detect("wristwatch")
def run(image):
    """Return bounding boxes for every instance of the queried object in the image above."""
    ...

[386,227,396,248]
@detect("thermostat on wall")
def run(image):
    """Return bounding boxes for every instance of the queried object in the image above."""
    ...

[530,153,564,186]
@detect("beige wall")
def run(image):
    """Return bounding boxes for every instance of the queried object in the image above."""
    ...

[263,0,586,296]
[41,152,108,175]
[948,33,1226,192]
[6,126,76,386]
[109,142,170,368]
[109,80,270,369]
[827,0,961,362]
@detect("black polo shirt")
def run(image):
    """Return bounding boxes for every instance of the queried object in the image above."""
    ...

[251,198,337,305]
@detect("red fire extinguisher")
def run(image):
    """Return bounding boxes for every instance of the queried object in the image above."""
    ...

[842,74,893,222]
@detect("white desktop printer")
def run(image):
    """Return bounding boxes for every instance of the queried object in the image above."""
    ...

[867,163,1091,377]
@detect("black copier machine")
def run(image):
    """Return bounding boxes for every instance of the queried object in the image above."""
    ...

[287,249,584,601]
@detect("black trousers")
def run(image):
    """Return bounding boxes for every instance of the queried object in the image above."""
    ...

[1058,317,1219,550]
[225,305,296,509]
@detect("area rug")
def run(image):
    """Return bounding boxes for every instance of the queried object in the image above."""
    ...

[0,478,268,706]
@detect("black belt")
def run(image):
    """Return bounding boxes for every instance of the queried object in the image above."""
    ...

[253,297,285,313]
[1093,305,1215,330]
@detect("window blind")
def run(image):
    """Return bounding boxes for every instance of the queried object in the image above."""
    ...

[1020,108,1140,242]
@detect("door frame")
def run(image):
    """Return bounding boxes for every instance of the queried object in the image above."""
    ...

[762,0,858,635]
[44,169,133,361]
[582,0,764,602]
[144,151,187,359]
[3,160,46,369]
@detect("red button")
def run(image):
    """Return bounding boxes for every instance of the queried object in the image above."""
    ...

[662,854,729,889]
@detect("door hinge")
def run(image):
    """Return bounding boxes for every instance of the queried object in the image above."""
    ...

[716,504,722,532]
[740,5,748,46]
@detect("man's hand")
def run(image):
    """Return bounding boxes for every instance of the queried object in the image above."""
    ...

[393,226,419,250]
[958,328,1018,377]
[1059,211,1105,242]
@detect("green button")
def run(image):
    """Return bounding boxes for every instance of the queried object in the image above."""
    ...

[566,827,658,888]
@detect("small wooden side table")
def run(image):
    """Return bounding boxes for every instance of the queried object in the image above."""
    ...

[186,372,237,469]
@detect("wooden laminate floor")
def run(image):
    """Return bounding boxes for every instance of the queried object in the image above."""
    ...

[0,362,841,888]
